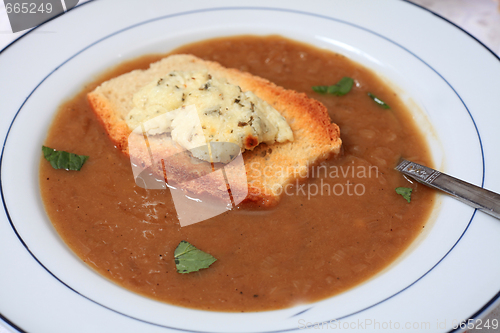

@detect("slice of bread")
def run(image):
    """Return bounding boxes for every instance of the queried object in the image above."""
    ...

[87,54,342,206]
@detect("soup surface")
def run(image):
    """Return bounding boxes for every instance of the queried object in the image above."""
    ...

[40,35,435,312]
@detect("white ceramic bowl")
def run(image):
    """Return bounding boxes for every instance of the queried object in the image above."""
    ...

[1,1,500,332]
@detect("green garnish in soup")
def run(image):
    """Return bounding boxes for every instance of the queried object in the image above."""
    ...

[42,146,88,171]
[174,241,217,274]
[312,77,354,96]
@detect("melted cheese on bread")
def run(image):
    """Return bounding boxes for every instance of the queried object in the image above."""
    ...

[126,71,293,162]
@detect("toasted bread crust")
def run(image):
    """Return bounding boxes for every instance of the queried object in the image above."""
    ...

[87,93,131,153]
[87,54,341,206]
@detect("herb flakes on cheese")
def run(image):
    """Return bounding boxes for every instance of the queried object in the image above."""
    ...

[126,70,293,162]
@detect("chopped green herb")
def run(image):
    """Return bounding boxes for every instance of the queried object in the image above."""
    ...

[42,146,89,171]
[174,240,217,274]
[368,93,390,109]
[312,77,354,96]
[395,187,413,203]
[312,85,328,94]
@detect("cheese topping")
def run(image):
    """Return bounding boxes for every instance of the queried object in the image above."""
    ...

[126,71,293,162]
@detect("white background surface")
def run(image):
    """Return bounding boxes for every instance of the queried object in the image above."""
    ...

[0,0,499,332]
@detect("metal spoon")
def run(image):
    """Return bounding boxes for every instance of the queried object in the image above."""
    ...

[395,159,500,220]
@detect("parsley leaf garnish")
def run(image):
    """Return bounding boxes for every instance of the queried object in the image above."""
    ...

[368,93,390,109]
[395,187,413,203]
[311,85,328,94]
[174,240,217,274]
[312,77,354,96]
[42,146,89,171]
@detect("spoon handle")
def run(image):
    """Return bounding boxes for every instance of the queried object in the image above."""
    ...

[395,159,500,220]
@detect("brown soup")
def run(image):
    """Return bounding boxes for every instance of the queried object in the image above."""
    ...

[40,35,435,312]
